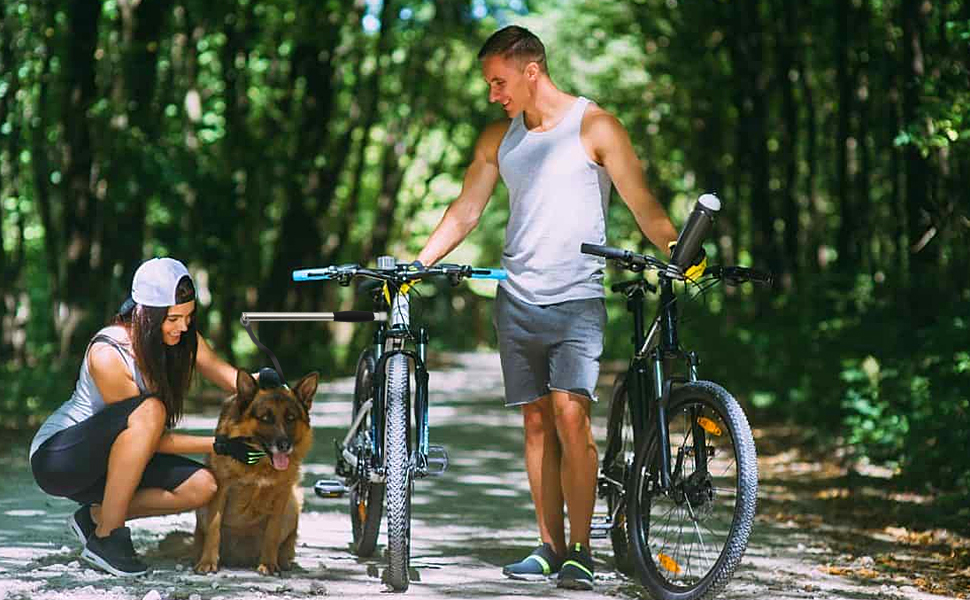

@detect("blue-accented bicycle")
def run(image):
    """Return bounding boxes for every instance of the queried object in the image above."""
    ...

[292,257,505,591]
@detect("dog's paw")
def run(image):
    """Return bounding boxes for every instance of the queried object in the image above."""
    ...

[279,559,294,571]
[257,562,282,576]
[194,559,220,574]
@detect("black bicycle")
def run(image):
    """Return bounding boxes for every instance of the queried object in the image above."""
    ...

[292,257,505,591]
[585,194,771,600]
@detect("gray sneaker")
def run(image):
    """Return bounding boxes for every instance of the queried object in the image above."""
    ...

[502,543,563,581]
[557,543,594,590]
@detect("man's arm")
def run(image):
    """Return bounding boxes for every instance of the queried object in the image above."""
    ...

[584,109,678,252]
[416,120,508,266]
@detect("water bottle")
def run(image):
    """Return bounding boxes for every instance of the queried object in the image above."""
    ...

[671,193,721,269]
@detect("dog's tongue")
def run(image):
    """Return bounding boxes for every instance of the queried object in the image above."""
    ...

[271,452,290,471]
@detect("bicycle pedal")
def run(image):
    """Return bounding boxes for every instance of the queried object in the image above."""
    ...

[313,479,348,499]
[425,444,449,476]
[590,514,613,539]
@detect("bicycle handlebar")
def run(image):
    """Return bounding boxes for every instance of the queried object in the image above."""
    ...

[581,242,772,287]
[292,262,507,284]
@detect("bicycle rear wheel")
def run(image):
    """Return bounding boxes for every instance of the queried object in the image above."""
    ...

[348,349,384,557]
[603,372,634,575]
[384,353,412,591]
[627,381,757,600]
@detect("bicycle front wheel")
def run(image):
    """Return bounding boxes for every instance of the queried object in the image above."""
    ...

[384,353,412,591]
[348,349,384,557]
[627,381,757,600]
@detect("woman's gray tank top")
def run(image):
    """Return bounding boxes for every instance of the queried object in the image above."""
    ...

[497,96,612,305]
[29,326,148,459]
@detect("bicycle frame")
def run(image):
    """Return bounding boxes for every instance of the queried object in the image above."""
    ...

[624,276,707,493]
[294,260,505,482]
[366,312,433,479]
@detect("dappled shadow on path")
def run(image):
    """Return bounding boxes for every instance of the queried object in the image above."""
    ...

[0,353,965,599]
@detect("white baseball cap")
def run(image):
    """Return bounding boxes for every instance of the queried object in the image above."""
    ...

[131,258,193,307]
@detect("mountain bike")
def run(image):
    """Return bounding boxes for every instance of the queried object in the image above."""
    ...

[292,257,505,591]
[584,195,771,600]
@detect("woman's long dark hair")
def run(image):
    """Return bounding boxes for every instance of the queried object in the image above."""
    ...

[113,275,198,428]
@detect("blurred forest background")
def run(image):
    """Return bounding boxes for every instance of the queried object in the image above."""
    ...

[0,0,967,495]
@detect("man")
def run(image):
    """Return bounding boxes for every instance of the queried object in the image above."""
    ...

[416,25,678,590]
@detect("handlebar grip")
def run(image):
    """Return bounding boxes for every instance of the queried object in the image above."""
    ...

[333,311,378,322]
[745,268,773,286]
[717,266,774,287]
[469,268,507,280]
[581,243,628,261]
[292,268,333,282]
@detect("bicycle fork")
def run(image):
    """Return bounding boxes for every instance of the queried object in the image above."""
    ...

[371,318,447,480]
[649,346,706,493]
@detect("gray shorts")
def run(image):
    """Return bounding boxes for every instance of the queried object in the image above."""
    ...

[493,285,606,407]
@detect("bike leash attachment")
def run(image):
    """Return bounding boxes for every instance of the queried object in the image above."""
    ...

[239,311,388,383]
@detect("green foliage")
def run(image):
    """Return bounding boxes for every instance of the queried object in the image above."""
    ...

[839,311,970,491]
[631,273,970,493]
[2,0,970,497]
[0,362,75,431]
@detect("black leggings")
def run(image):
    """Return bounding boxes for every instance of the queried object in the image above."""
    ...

[30,395,206,505]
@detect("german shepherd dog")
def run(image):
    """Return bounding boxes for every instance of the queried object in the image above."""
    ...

[194,369,318,575]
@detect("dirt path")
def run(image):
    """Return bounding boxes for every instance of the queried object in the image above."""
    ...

[1,352,966,600]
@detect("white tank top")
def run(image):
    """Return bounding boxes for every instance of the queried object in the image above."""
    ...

[29,326,148,459]
[497,96,612,305]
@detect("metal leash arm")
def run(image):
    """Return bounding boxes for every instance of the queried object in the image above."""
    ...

[239,311,388,383]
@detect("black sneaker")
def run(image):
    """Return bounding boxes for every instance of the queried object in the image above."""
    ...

[80,527,148,577]
[68,505,96,546]
[502,542,563,581]
[557,543,594,590]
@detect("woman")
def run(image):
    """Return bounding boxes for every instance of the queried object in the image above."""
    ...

[29,257,252,576]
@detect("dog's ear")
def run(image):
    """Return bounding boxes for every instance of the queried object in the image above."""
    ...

[293,371,319,412]
[235,369,258,411]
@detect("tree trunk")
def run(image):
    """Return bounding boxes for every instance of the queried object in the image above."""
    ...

[335,0,400,262]
[900,0,932,276]
[744,0,773,273]
[776,0,800,281]
[798,37,819,272]
[110,0,175,292]
[256,5,361,364]
[60,0,104,358]
[855,0,873,273]
[835,0,855,269]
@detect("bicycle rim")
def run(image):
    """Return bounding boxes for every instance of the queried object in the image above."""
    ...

[628,381,757,600]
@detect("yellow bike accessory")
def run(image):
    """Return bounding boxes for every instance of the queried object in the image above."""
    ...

[667,241,707,282]
[658,552,681,573]
[382,280,418,304]
[696,416,722,436]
